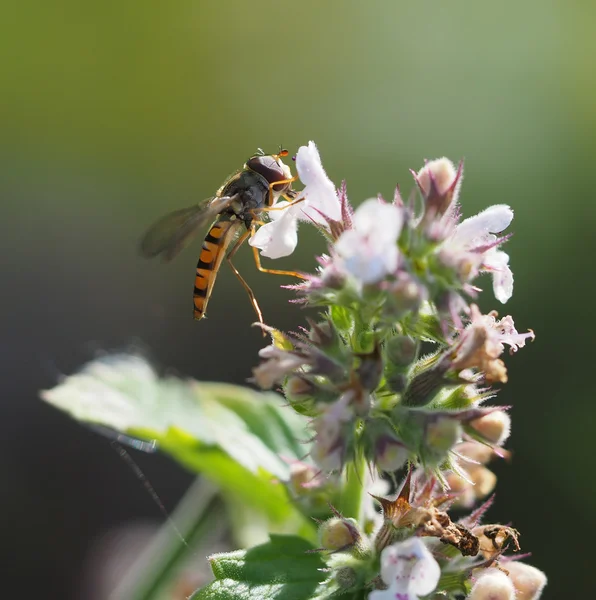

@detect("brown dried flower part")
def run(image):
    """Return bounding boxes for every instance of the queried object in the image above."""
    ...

[418,510,479,556]
[447,321,508,384]
[444,305,535,385]
[473,524,521,561]
[372,472,479,556]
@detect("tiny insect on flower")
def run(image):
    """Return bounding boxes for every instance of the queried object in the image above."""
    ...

[249,141,342,258]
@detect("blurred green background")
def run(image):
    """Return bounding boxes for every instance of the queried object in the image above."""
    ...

[1,1,592,598]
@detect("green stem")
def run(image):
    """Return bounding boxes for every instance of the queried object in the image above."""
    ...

[111,477,223,600]
[338,449,367,524]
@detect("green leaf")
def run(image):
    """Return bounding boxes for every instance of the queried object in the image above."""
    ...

[191,535,326,600]
[329,305,354,335]
[40,354,310,525]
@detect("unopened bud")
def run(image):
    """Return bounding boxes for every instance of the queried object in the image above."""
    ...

[288,462,320,496]
[386,371,407,393]
[471,465,497,497]
[356,343,384,392]
[375,436,408,472]
[415,157,462,219]
[470,411,511,446]
[319,517,360,551]
[505,562,547,600]
[387,273,427,315]
[457,441,494,464]
[424,417,461,464]
[403,363,448,407]
[321,264,347,289]
[285,375,313,399]
[284,376,317,416]
[468,568,515,600]
[386,335,418,366]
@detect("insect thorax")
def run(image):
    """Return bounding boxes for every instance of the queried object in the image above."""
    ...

[221,169,270,227]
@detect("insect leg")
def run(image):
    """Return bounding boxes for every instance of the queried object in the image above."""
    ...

[267,175,299,206]
[226,229,265,325]
[260,195,306,212]
[249,224,307,280]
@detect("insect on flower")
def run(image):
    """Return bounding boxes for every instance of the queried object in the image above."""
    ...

[140,149,305,323]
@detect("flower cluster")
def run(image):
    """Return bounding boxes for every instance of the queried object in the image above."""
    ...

[251,142,545,599]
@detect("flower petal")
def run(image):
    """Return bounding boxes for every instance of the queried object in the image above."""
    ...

[296,141,341,222]
[249,211,299,259]
[377,538,441,597]
[454,205,514,245]
[352,198,404,242]
[484,249,513,303]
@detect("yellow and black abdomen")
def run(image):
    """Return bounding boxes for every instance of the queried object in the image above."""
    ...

[193,216,242,320]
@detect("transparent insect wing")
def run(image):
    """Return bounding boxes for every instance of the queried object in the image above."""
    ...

[140,196,236,261]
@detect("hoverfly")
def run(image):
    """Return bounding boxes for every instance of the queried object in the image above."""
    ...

[140,149,303,323]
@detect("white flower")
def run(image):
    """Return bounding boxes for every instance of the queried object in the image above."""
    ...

[369,537,441,600]
[249,141,341,259]
[468,568,516,600]
[331,198,404,286]
[438,204,515,303]
[506,561,547,600]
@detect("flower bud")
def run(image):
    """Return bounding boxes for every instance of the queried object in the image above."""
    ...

[424,417,461,464]
[505,562,547,600]
[447,464,497,508]
[385,335,418,367]
[386,273,428,315]
[321,264,347,289]
[415,157,462,220]
[385,371,407,394]
[288,462,320,496]
[319,517,360,551]
[356,343,384,392]
[375,435,408,472]
[402,363,448,407]
[470,410,511,446]
[284,377,320,416]
[457,441,494,464]
[468,568,516,600]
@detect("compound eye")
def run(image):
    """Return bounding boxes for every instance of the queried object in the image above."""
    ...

[247,156,289,192]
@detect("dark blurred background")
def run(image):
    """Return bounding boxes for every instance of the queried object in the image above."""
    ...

[1,1,593,598]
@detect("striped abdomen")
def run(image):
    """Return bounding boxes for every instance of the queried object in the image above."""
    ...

[193,216,242,320]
